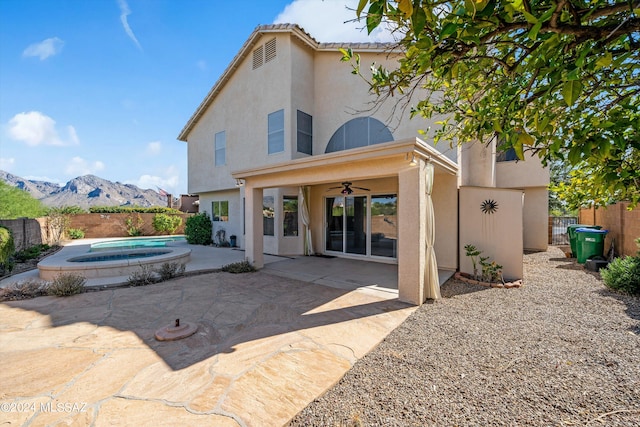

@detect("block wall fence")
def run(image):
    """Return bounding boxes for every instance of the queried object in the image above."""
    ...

[579,202,640,257]
[1,213,192,248]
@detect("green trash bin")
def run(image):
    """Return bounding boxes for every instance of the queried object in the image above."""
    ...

[575,228,608,264]
[567,224,601,257]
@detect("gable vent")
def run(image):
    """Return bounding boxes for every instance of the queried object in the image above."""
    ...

[252,45,264,70]
[264,38,277,62]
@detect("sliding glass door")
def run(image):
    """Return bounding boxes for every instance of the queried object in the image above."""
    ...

[346,196,367,254]
[325,195,395,258]
[326,197,344,252]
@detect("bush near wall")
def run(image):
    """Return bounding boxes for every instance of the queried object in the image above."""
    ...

[0,226,15,271]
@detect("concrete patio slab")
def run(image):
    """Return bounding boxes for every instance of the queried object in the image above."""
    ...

[0,241,419,426]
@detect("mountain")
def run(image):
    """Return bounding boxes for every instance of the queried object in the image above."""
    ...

[0,171,167,209]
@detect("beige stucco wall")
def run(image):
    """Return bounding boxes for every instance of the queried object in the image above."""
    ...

[459,186,524,281]
[261,187,303,255]
[187,32,459,199]
[496,151,549,189]
[523,187,549,251]
[458,140,496,187]
[182,27,548,285]
[290,37,315,159]
[187,33,294,195]
[432,171,458,271]
[198,189,242,245]
[312,49,456,162]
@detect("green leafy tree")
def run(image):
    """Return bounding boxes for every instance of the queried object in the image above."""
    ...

[351,0,639,207]
[0,181,47,219]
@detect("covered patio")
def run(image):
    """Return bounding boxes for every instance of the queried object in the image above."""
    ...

[233,138,459,305]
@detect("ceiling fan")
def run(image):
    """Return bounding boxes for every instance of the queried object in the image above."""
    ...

[327,182,370,195]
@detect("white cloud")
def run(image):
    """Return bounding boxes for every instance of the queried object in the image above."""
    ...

[65,157,105,176]
[274,0,398,43]
[7,111,79,146]
[133,166,180,192]
[146,141,162,155]
[117,0,143,51]
[0,157,15,170]
[22,37,64,60]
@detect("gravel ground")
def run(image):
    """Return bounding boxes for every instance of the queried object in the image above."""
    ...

[289,247,640,426]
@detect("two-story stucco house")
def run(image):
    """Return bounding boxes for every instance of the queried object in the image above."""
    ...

[178,24,549,305]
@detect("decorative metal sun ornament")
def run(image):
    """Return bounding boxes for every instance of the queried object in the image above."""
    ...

[481,199,499,214]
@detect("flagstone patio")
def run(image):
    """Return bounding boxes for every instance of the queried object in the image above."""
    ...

[0,268,416,426]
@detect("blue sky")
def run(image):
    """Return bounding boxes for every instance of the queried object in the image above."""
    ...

[0,0,394,195]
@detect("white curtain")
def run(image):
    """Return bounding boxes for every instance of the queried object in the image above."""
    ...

[299,186,314,255]
[425,162,441,299]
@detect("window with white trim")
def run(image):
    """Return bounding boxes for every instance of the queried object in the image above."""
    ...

[268,109,284,154]
[297,110,312,155]
[212,201,228,222]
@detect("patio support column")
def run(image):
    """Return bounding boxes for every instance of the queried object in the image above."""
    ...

[244,185,264,268]
[397,161,427,305]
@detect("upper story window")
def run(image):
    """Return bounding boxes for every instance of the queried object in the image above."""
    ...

[325,117,393,153]
[297,110,312,155]
[496,147,518,162]
[214,131,226,166]
[252,38,276,70]
[496,136,519,162]
[268,109,284,154]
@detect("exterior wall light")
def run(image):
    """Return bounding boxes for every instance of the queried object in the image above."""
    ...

[406,153,418,166]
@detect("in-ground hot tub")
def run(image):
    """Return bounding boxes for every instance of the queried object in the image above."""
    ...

[38,245,191,281]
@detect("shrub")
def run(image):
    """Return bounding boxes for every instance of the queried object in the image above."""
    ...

[155,262,186,281]
[184,213,213,245]
[127,264,158,286]
[90,206,182,214]
[221,260,256,274]
[47,273,86,296]
[0,280,48,301]
[45,207,71,245]
[13,244,50,262]
[601,256,640,296]
[67,228,85,239]
[0,226,15,271]
[152,213,183,235]
[124,214,145,236]
[52,206,86,214]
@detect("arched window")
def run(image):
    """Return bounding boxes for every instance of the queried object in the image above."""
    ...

[325,117,394,153]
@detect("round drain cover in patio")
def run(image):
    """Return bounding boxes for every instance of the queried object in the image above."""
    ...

[155,319,198,341]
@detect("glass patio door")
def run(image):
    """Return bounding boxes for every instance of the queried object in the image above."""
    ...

[326,197,344,252]
[325,196,367,255]
[346,196,366,254]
